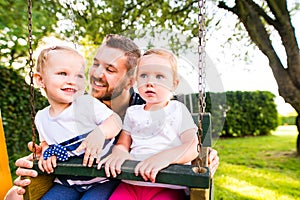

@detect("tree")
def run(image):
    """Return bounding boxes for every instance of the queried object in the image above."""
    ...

[56,0,200,48]
[0,0,65,67]
[217,0,300,154]
[1,0,200,67]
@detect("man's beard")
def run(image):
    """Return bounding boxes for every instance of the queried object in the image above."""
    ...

[92,77,127,101]
[99,86,124,101]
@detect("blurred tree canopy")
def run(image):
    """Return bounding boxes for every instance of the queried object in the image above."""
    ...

[0,0,200,69]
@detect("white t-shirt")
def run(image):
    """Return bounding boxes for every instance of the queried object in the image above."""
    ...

[35,94,114,188]
[122,100,198,189]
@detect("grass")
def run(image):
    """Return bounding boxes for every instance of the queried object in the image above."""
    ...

[212,125,300,200]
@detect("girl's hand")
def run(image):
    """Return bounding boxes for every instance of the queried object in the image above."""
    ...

[38,142,58,173]
[76,127,105,167]
[38,155,57,174]
[134,154,171,183]
[97,145,133,178]
[135,129,199,183]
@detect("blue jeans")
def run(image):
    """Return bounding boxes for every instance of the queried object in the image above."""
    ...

[41,179,120,200]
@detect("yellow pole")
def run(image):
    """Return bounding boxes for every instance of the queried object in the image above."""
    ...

[0,110,13,199]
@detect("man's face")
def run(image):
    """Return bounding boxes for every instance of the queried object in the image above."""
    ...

[89,45,130,101]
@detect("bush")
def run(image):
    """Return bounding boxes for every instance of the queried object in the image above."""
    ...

[0,65,48,179]
[182,91,278,138]
[217,91,278,137]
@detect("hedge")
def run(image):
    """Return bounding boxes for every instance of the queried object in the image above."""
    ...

[0,65,48,179]
[185,91,278,137]
[207,91,278,137]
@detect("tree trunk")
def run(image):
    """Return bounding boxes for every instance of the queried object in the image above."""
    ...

[296,115,300,155]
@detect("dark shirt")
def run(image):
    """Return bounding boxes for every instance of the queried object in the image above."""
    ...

[129,88,145,106]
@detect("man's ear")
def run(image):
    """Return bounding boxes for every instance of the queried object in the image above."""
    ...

[33,72,45,88]
[172,79,179,91]
[125,75,135,90]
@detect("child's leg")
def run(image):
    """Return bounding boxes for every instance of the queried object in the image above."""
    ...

[151,188,186,200]
[41,183,81,200]
[109,182,138,200]
[81,179,120,200]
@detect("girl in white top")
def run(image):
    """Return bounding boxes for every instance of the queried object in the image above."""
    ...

[33,46,122,199]
[99,48,198,200]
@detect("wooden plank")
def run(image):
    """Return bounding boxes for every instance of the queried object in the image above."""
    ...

[23,174,54,200]
[32,159,210,188]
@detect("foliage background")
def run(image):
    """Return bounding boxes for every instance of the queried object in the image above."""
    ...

[185,91,278,137]
[0,65,48,176]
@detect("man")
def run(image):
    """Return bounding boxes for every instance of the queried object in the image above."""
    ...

[5,34,219,199]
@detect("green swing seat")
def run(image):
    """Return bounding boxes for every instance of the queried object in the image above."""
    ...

[24,93,213,200]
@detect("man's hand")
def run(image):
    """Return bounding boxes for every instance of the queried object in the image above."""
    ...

[208,147,219,178]
[13,142,42,195]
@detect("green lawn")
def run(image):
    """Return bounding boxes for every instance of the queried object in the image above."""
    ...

[213,125,300,200]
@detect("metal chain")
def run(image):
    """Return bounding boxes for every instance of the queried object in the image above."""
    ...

[67,0,78,49]
[198,0,207,113]
[196,0,207,169]
[28,0,37,159]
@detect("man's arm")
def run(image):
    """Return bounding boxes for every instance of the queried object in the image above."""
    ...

[4,186,24,200]
[4,154,36,200]
[5,142,42,198]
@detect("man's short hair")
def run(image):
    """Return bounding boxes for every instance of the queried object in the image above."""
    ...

[103,34,141,76]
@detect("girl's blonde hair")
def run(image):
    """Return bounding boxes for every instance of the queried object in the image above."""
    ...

[137,48,179,81]
[36,46,84,72]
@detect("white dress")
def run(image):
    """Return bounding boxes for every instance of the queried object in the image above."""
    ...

[122,100,198,189]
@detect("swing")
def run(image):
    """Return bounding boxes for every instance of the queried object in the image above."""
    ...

[23,0,213,199]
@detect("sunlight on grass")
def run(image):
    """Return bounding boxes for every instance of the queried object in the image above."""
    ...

[213,126,300,200]
[273,125,298,136]
[218,176,293,200]
[215,163,300,200]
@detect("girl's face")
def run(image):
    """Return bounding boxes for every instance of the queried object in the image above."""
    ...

[137,54,178,110]
[35,51,86,108]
